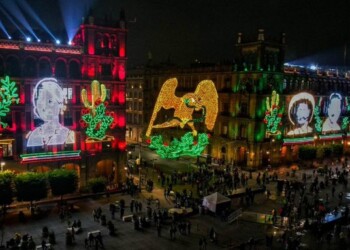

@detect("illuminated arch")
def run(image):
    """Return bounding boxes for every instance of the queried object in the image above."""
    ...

[34,166,51,173]
[96,159,116,181]
[61,163,80,186]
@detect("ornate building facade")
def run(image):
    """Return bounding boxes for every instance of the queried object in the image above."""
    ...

[0,12,127,185]
[127,30,350,168]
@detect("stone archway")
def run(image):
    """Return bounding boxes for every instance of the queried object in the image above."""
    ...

[61,163,80,176]
[61,163,81,188]
[34,166,51,173]
[96,159,117,183]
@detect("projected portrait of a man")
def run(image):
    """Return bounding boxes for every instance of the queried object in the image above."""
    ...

[322,93,344,133]
[27,78,75,147]
[287,92,315,136]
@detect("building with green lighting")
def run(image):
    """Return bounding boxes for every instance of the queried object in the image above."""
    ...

[127,29,350,169]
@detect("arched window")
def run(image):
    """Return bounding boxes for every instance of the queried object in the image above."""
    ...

[101,63,112,76]
[103,34,110,55]
[95,33,103,55]
[111,35,118,56]
[38,58,51,77]
[55,59,67,78]
[6,56,21,77]
[69,60,81,79]
[23,57,37,77]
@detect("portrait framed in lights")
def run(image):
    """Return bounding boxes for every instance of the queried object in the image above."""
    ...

[314,93,349,134]
[146,78,218,159]
[26,78,75,147]
[286,92,315,136]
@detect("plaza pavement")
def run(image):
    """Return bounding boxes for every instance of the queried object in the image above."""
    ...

[2,163,350,250]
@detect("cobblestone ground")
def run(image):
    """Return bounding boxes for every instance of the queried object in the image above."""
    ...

[2,163,350,250]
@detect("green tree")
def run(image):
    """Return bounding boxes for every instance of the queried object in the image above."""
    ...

[14,172,47,213]
[87,177,107,193]
[48,169,78,203]
[0,170,15,213]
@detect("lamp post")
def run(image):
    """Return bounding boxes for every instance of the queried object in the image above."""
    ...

[1,161,5,172]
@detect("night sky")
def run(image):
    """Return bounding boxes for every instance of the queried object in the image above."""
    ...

[2,0,350,68]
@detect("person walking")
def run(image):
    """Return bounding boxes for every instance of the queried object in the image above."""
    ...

[198,237,203,250]
[96,232,104,249]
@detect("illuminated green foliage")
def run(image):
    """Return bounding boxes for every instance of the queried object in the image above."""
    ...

[314,105,323,133]
[264,91,283,135]
[81,100,116,140]
[149,132,209,159]
[0,76,19,128]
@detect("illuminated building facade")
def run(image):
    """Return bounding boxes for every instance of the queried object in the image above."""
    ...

[0,12,127,184]
[126,68,144,143]
[134,30,350,168]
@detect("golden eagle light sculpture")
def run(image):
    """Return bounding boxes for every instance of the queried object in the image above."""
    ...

[146,78,218,137]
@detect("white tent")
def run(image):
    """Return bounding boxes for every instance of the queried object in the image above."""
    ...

[202,192,231,213]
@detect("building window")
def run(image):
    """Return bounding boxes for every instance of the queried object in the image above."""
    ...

[241,103,248,115]
[106,89,111,100]
[223,103,229,113]
[222,125,228,135]
[239,125,247,139]
[63,87,73,101]
[64,111,73,126]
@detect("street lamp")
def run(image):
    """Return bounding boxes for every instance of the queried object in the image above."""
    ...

[1,161,5,172]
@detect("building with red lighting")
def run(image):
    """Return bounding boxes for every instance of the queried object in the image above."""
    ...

[0,12,127,185]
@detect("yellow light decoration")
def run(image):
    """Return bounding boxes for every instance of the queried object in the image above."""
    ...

[146,78,218,137]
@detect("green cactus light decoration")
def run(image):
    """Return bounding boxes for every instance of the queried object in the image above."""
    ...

[80,80,116,141]
[0,76,19,128]
[314,97,323,133]
[264,90,283,135]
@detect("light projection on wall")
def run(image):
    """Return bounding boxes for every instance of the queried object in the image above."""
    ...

[314,93,349,134]
[264,90,283,135]
[26,78,75,147]
[81,80,116,142]
[286,92,315,136]
[0,76,19,128]
[146,78,218,159]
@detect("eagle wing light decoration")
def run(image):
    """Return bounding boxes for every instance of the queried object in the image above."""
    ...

[146,78,218,159]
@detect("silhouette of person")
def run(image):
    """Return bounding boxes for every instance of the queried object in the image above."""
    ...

[27,78,74,146]
[287,92,315,136]
[322,93,343,132]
